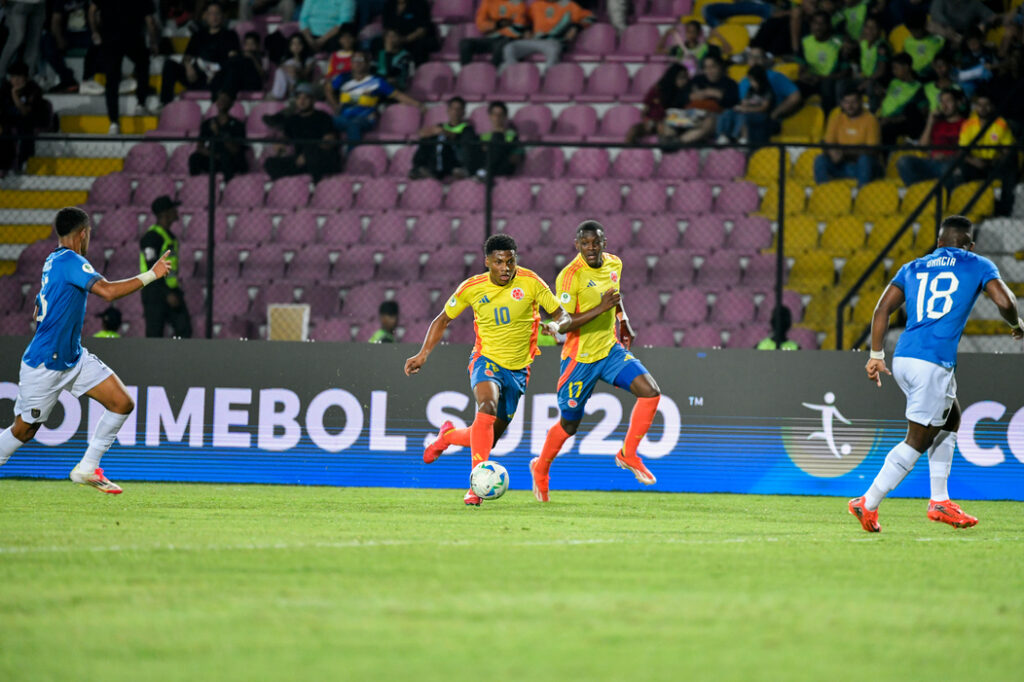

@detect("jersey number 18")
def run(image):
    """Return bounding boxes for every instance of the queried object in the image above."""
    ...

[914,271,959,321]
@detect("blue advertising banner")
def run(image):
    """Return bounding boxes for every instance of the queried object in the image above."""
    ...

[1,337,1022,500]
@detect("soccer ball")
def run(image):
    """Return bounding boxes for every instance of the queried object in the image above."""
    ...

[470,461,509,500]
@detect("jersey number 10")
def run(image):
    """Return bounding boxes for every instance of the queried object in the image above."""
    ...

[492,306,511,325]
[914,271,959,321]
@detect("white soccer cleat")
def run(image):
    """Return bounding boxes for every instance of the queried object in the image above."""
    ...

[70,466,123,494]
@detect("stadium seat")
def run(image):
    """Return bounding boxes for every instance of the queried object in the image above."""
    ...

[229,211,274,244]
[788,252,835,292]
[650,251,695,286]
[444,180,486,212]
[610,24,660,61]
[727,216,773,250]
[807,181,853,219]
[549,105,599,143]
[853,180,900,219]
[696,251,743,288]
[469,106,491,133]
[400,179,444,212]
[714,181,760,214]
[266,175,312,209]
[274,212,320,245]
[634,215,681,249]
[566,23,617,61]
[436,22,470,61]
[496,62,541,101]
[93,208,142,245]
[322,213,363,245]
[745,146,787,185]
[622,181,667,214]
[566,148,609,179]
[246,101,286,138]
[410,213,455,245]
[578,63,630,103]
[310,176,355,210]
[490,179,535,213]
[498,214,545,246]
[535,180,578,213]
[286,246,332,280]
[656,149,700,182]
[407,62,455,102]
[664,289,709,325]
[948,181,994,217]
[345,146,389,177]
[640,323,679,347]
[611,148,656,179]
[820,215,866,255]
[455,62,497,101]
[148,100,202,137]
[591,105,644,143]
[372,104,422,141]
[790,149,821,187]
[727,324,767,349]
[520,147,565,178]
[900,181,941,218]
[680,325,724,348]
[787,326,819,349]
[221,175,268,210]
[702,148,746,180]
[624,63,667,104]
[167,144,195,176]
[132,175,176,209]
[511,104,554,140]
[668,180,713,213]
[123,143,167,175]
[772,105,825,144]
[593,214,633,249]
[682,215,727,251]
[710,289,756,324]
[865,216,914,257]
[780,215,821,253]
[533,63,585,103]
[838,252,886,291]
[364,213,409,246]
[354,178,400,211]
[387,146,417,177]
[641,0,693,24]
[579,180,624,213]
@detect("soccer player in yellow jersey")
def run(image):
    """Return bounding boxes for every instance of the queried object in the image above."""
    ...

[530,221,662,502]
[404,233,619,505]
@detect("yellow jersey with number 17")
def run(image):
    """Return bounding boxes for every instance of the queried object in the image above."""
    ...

[445,267,561,370]
[556,252,622,363]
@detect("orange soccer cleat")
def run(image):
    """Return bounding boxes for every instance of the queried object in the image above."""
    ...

[69,466,123,494]
[615,449,656,485]
[848,496,880,532]
[423,420,455,464]
[464,489,481,506]
[529,457,549,502]
[927,500,978,528]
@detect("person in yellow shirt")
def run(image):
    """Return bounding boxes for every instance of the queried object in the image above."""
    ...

[814,86,881,186]
[956,90,1018,216]
[404,233,617,505]
[530,221,662,502]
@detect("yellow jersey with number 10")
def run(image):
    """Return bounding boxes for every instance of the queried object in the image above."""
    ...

[445,267,561,371]
[556,252,622,363]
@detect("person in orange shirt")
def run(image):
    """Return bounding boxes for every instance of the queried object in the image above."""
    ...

[813,86,881,186]
[502,0,594,67]
[459,0,529,66]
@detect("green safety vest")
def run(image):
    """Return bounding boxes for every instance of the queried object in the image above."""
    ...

[480,129,518,144]
[802,35,841,77]
[93,330,121,338]
[140,223,179,289]
[441,122,469,135]
[842,0,868,40]
[858,39,884,77]
[923,81,961,112]
[879,78,922,118]
[903,34,944,74]
[368,329,396,343]
[757,337,800,350]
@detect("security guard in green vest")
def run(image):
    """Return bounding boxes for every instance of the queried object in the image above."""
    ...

[409,96,477,180]
[93,306,122,338]
[797,11,847,114]
[470,101,525,180]
[140,196,192,338]
[757,305,800,350]
[878,53,928,146]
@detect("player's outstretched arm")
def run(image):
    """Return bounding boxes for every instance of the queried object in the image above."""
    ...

[984,278,1024,340]
[404,310,452,376]
[552,288,621,334]
[616,296,636,349]
[866,284,904,387]
[90,250,172,302]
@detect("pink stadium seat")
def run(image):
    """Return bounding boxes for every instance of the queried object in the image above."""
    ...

[310,176,356,209]
[408,62,456,102]
[387,146,417,177]
[426,246,471,278]
[239,245,289,280]
[345,145,389,177]
[512,104,553,140]
[668,180,713,213]
[549,105,598,143]
[274,211,319,244]
[498,214,544,246]
[202,100,246,121]
[579,180,622,213]
[88,173,133,207]
[683,216,727,251]
[622,181,667,214]
[649,251,694,285]
[123,143,167,175]
[364,213,409,245]
[743,253,784,288]
[624,63,666,104]
[703,148,747,180]
[699,251,744,287]
[378,245,429,281]
[535,180,578,213]
[455,63,497,101]
[410,214,454,245]
[149,100,202,137]
[229,211,274,244]
[639,323,677,347]
[496,63,541,102]
[300,284,342,316]
[611,148,656,179]
[715,181,760,215]
[589,215,633,248]
[566,24,617,62]
[167,144,195,175]
[393,286,435,321]
[400,178,444,211]
[445,180,486,212]
[788,327,819,349]
[334,245,380,283]
[469,106,491,133]
[132,175,176,209]
[590,105,643,143]
[578,63,630,103]
[634,215,682,249]
[322,213,363,245]
[520,147,565,178]
[491,178,534,213]
[432,0,473,23]
[534,63,585,103]
[566,148,609,179]
[452,219,485,248]
[421,103,450,130]
[727,216,773,250]
[437,22,469,61]
[759,289,806,324]
[246,101,286,138]
[611,24,660,61]
[710,290,756,324]
[727,325,766,349]
[311,317,353,341]
[286,246,332,281]
[94,209,141,245]
[221,174,267,209]
[179,210,229,243]
[664,289,708,325]
[656,149,700,182]
[371,104,422,141]
[266,175,312,209]
[680,325,723,348]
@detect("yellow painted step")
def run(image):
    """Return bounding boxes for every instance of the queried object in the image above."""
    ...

[0,190,89,209]
[26,157,124,176]
[0,261,15,277]
[0,225,52,243]
[60,114,158,134]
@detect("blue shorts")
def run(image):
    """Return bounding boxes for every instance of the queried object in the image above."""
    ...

[468,354,529,422]
[557,343,649,421]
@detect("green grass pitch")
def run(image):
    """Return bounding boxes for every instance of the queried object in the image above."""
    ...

[2,480,1022,682]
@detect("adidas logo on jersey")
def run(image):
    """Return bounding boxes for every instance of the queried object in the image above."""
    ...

[586,280,597,287]
[480,295,490,303]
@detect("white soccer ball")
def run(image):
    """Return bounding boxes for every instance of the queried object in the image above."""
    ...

[470,461,509,500]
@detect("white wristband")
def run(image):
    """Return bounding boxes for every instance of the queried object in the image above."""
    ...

[1011,317,1024,331]
[136,270,157,287]
[869,350,885,360]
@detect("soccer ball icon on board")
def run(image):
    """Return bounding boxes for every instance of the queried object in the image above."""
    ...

[470,461,509,501]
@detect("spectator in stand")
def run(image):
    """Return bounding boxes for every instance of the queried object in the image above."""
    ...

[927,0,1000,48]
[625,63,690,144]
[459,0,528,67]
[410,96,477,180]
[469,101,524,180]
[990,44,1024,138]
[326,24,357,81]
[188,90,247,181]
[814,86,880,186]
[271,33,317,100]
[240,0,296,21]
[655,20,727,76]
[326,49,422,146]
[42,0,100,94]
[836,0,881,41]
[382,0,438,65]
[877,52,928,145]
[93,306,122,338]
[746,0,805,58]
[216,31,267,96]
[368,301,399,343]
[715,66,776,146]
[300,0,356,53]
[0,62,51,176]
[673,54,738,145]
[502,0,593,67]
[375,29,413,90]
[796,10,849,115]
[265,83,342,181]
[717,49,801,146]
[160,1,239,105]
[89,0,159,134]
[902,11,944,80]
[0,0,46,83]
[896,87,965,186]
[954,88,1018,216]
[955,28,996,97]
[853,14,890,110]
[141,196,191,338]
[756,306,799,350]
[922,52,959,113]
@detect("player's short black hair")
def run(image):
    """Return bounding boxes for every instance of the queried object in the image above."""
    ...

[448,96,467,108]
[891,52,913,69]
[488,100,508,115]
[55,207,89,237]
[379,300,399,316]
[576,220,605,240]
[939,215,974,247]
[485,233,517,255]
[244,31,261,44]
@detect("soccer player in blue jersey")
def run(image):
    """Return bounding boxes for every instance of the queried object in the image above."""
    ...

[0,207,171,493]
[849,215,1023,532]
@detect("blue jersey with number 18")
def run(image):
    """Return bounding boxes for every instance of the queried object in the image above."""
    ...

[890,246,1000,369]
[22,247,103,371]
